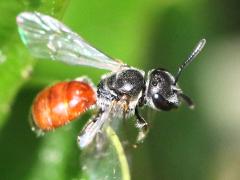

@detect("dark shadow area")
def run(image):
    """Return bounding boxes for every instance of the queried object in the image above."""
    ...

[207,0,240,36]
[0,85,42,180]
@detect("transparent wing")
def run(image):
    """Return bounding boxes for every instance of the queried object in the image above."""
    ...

[78,108,112,149]
[16,12,122,71]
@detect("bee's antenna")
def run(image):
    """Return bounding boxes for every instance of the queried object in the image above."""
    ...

[174,39,206,85]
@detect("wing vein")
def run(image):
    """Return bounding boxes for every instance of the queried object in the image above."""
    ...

[17,12,122,71]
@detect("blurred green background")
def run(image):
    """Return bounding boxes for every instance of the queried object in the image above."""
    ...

[1,0,240,179]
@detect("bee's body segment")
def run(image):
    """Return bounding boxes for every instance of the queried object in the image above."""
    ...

[31,80,96,131]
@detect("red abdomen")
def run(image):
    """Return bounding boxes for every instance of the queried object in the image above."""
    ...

[31,81,96,131]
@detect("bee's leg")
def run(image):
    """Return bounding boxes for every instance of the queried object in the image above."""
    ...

[135,106,149,143]
[115,94,130,120]
[77,109,106,149]
[118,94,130,112]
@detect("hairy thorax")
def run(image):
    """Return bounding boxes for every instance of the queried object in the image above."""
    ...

[96,67,145,118]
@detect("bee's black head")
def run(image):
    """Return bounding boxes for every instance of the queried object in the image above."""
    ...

[146,68,180,111]
[145,39,206,111]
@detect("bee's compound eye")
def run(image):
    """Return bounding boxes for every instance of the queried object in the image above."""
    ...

[152,93,175,111]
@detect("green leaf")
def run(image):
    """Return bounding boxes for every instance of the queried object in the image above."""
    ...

[25,125,130,180]
[81,127,131,180]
